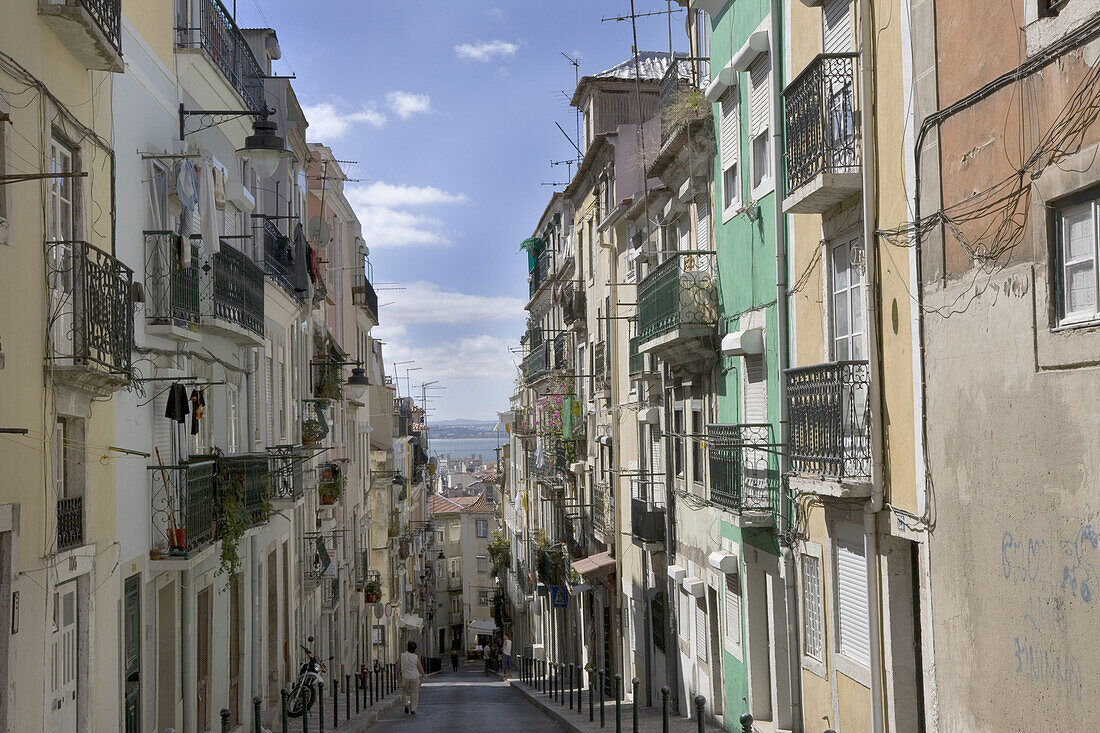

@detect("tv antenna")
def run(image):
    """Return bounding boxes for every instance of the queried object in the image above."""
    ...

[560,52,582,167]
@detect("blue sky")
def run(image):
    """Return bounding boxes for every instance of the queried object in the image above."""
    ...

[231,0,688,421]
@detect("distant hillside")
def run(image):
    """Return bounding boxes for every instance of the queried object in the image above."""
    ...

[433,419,497,427]
[432,424,499,439]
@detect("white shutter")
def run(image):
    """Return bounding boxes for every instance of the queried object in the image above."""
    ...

[694,196,711,250]
[823,0,854,53]
[695,597,708,662]
[743,354,767,423]
[650,425,663,473]
[152,392,176,465]
[748,55,770,137]
[724,572,742,651]
[719,89,740,174]
[836,532,871,666]
[265,349,275,444]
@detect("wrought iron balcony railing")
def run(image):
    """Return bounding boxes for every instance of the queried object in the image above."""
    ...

[352,271,379,322]
[57,495,84,551]
[209,242,265,337]
[593,341,608,389]
[523,341,549,384]
[783,53,861,195]
[707,423,782,518]
[592,483,609,533]
[175,0,264,111]
[553,332,570,371]
[529,249,553,299]
[636,253,717,343]
[46,239,134,379]
[785,360,871,480]
[630,479,665,544]
[263,221,309,301]
[563,286,586,326]
[38,0,123,70]
[659,57,704,144]
[145,231,200,328]
[448,576,462,591]
[269,447,304,501]
[218,454,271,524]
[322,576,340,610]
[629,336,643,376]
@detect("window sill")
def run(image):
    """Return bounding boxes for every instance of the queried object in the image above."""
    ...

[833,650,870,687]
[750,178,775,204]
[1052,316,1100,333]
[722,203,742,224]
[801,654,827,680]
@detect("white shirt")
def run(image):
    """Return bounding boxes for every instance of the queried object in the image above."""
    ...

[502,639,512,655]
[400,651,420,680]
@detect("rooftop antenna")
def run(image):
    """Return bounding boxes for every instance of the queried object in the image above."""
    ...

[560,51,582,167]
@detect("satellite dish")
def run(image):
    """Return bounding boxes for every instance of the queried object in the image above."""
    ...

[307,216,332,244]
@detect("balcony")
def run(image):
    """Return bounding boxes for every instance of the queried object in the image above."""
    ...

[47,240,134,396]
[149,455,271,558]
[563,286,586,328]
[630,480,665,546]
[39,0,123,72]
[782,53,862,214]
[707,423,782,526]
[523,341,550,385]
[449,576,462,591]
[351,272,379,324]
[57,495,84,551]
[269,447,304,501]
[450,611,464,625]
[785,361,872,494]
[144,231,201,340]
[658,57,706,145]
[529,249,553,300]
[175,0,264,111]
[553,332,571,372]
[203,242,264,344]
[636,253,717,366]
[302,531,343,586]
[263,221,309,302]
[593,341,609,392]
[322,577,340,610]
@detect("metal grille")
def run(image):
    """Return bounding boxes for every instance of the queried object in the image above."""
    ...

[351,271,379,322]
[145,231,200,326]
[523,341,549,384]
[322,576,340,610]
[56,495,84,551]
[529,248,552,297]
[659,57,700,144]
[175,0,264,111]
[707,423,781,517]
[77,0,122,54]
[784,360,871,479]
[218,455,271,523]
[630,478,665,544]
[269,448,303,500]
[553,332,569,370]
[263,221,308,302]
[782,53,860,193]
[636,253,717,342]
[150,459,217,554]
[210,243,265,337]
[47,240,134,376]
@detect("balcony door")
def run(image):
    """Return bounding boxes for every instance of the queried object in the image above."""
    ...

[47,138,77,364]
[823,0,857,169]
[123,575,141,733]
[829,234,870,471]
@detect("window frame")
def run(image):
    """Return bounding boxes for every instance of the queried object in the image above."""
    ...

[800,542,827,678]
[828,233,867,362]
[722,565,743,660]
[747,53,774,201]
[831,526,871,683]
[476,519,488,538]
[1054,195,1100,327]
[718,87,742,222]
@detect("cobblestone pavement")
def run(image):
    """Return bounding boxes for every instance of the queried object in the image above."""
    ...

[361,663,569,732]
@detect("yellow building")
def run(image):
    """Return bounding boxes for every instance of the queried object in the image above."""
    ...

[784,0,929,730]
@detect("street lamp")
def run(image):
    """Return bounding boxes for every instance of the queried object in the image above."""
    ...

[310,358,371,401]
[236,110,294,179]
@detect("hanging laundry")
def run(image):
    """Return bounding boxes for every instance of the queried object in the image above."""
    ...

[198,159,219,255]
[164,382,189,423]
[175,161,200,247]
[307,243,319,283]
[189,389,206,436]
[212,165,226,208]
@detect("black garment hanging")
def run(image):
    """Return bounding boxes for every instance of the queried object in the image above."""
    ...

[165,383,189,423]
[189,389,206,436]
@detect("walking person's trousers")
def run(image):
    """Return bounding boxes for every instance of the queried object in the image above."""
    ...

[402,677,421,712]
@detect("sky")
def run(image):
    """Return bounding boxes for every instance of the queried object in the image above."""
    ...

[230,0,689,422]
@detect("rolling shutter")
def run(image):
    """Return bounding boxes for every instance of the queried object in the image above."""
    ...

[694,195,711,250]
[836,531,870,666]
[719,89,740,174]
[695,597,708,662]
[152,392,176,465]
[748,55,770,137]
[650,424,663,473]
[743,354,767,422]
[724,572,742,649]
[823,0,854,54]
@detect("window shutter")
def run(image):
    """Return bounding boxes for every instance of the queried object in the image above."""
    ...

[724,572,742,649]
[748,55,770,137]
[265,351,275,444]
[743,354,767,423]
[719,89,740,174]
[650,426,663,473]
[152,392,176,465]
[694,196,710,250]
[836,533,870,666]
[695,597,708,662]
[823,0,854,53]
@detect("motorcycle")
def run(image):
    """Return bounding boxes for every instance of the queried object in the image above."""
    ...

[287,637,328,718]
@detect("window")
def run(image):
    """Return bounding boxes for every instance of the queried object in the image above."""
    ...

[448,522,460,543]
[476,519,488,538]
[835,530,870,666]
[476,555,488,574]
[691,398,704,485]
[451,597,461,614]
[450,558,461,578]
[48,137,75,242]
[227,384,239,454]
[831,236,866,360]
[673,401,684,478]
[802,555,824,661]
[1058,196,1100,324]
[748,54,771,192]
[694,195,711,250]
[587,219,595,282]
[695,597,708,662]
[477,589,491,606]
[723,572,742,655]
[651,592,666,652]
[678,588,691,640]
[719,88,741,214]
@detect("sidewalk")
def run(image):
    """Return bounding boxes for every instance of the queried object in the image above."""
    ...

[508,677,728,733]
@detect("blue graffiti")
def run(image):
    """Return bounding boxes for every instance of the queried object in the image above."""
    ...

[1001,525,1096,604]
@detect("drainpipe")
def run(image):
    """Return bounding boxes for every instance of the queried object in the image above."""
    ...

[858,0,886,730]
[660,364,680,714]
[181,568,195,733]
[768,0,801,728]
[251,533,262,702]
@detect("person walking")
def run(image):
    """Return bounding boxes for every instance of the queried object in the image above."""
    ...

[450,642,459,672]
[502,635,512,678]
[401,641,426,715]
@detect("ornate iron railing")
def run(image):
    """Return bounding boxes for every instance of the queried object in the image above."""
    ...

[145,231,200,326]
[785,360,871,480]
[210,242,264,337]
[592,483,609,533]
[630,478,665,544]
[553,332,570,371]
[302,530,343,586]
[57,495,84,551]
[529,248,552,298]
[707,423,782,516]
[150,459,218,554]
[659,57,702,144]
[175,0,264,111]
[783,53,861,194]
[269,447,304,500]
[75,0,122,54]
[263,221,309,301]
[563,286,585,326]
[322,576,340,610]
[636,253,717,343]
[593,341,608,388]
[218,454,270,524]
[628,336,643,376]
[46,240,133,377]
[523,341,549,384]
[351,272,379,322]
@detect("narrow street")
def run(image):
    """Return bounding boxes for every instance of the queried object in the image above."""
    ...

[363,664,568,732]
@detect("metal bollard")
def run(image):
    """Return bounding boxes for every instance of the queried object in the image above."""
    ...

[615,674,622,733]
[347,673,352,717]
[599,669,605,728]
[694,695,706,733]
[661,686,670,733]
[301,688,309,733]
[332,677,339,729]
[253,696,262,733]
[317,679,325,733]
[368,669,374,706]
[281,688,289,733]
[220,708,230,733]
[569,664,574,709]
[560,664,567,704]
[589,673,595,722]
[739,713,754,733]
[631,678,639,733]
[549,661,555,698]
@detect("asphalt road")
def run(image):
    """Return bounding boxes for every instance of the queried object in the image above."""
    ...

[361,663,569,732]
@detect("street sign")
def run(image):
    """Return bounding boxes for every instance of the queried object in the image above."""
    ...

[549,585,568,608]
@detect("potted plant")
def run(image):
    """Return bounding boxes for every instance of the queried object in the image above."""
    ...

[318,466,345,505]
[364,577,382,603]
[302,418,323,446]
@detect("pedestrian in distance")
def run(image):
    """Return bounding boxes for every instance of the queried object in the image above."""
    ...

[450,647,459,672]
[401,640,426,715]
[501,635,512,678]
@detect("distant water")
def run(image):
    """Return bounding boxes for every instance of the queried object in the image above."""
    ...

[430,437,504,461]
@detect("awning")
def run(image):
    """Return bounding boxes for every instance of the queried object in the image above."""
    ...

[468,619,498,634]
[571,551,616,578]
[400,615,424,630]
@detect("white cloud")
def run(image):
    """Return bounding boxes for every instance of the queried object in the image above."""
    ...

[454,40,519,62]
[381,281,526,325]
[355,205,452,248]
[350,182,467,208]
[302,102,385,141]
[374,332,518,382]
[385,91,433,120]
[486,7,505,19]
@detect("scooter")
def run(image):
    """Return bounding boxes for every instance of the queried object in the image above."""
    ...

[287,637,328,718]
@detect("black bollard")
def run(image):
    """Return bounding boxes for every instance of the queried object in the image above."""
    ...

[301,688,308,733]
[281,688,289,733]
[253,696,262,733]
[694,695,706,733]
[599,670,605,728]
[352,672,358,715]
[317,679,325,733]
[631,678,639,733]
[615,674,622,733]
[739,713,754,733]
[333,677,339,729]
[661,686,670,733]
[589,672,595,722]
[220,708,230,733]
[549,661,554,698]
[368,669,374,706]
[569,664,574,710]
[346,673,352,718]
[560,664,566,704]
